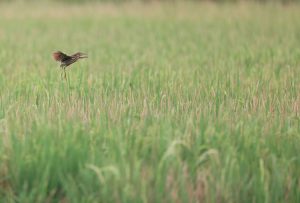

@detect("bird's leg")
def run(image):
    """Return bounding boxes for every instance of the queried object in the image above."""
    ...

[64,68,67,81]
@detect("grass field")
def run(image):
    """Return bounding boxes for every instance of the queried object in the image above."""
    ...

[0,2,300,203]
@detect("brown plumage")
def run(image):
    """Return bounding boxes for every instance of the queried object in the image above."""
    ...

[52,51,88,80]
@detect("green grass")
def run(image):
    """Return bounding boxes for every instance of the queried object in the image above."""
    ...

[0,2,300,203]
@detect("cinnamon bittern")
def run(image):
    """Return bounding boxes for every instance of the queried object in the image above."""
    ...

[52,51,88,80]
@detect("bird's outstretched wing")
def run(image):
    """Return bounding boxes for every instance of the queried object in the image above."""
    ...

[53,51,71,62]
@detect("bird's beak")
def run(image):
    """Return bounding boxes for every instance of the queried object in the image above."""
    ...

[79,53,88,58]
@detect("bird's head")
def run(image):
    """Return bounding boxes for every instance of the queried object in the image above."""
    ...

[74,52,88,59]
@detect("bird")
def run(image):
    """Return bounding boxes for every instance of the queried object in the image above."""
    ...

[52,51,88,80]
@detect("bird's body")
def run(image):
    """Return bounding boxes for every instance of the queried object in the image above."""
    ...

[52,51,88,80]
[53,51,88,68]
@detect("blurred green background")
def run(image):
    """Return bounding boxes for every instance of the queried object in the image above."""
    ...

[0,0,299,203]
[0,0,299,3]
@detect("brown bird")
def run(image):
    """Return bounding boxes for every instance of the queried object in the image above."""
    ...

[52,51,88,80]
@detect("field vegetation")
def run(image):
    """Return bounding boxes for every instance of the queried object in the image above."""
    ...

[0,1,299,202]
